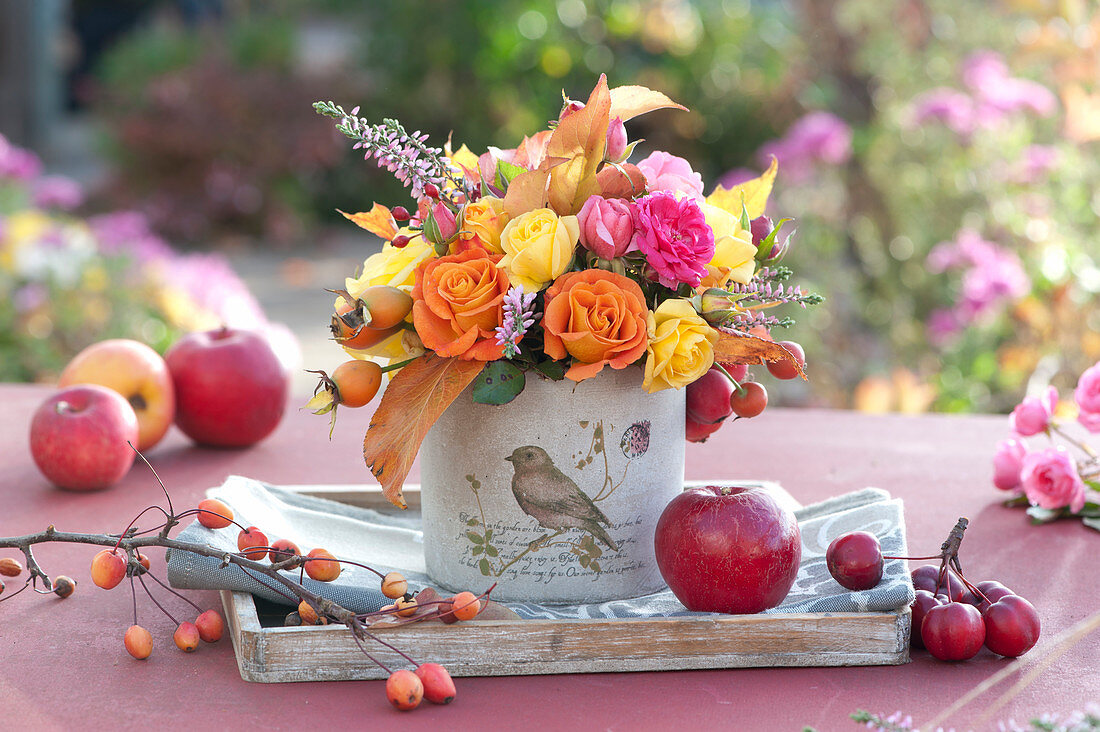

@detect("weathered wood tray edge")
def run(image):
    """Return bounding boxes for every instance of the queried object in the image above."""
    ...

[222,590,910,683]
[220,482,911,683]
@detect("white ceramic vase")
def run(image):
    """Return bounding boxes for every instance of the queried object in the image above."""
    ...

[419,366,686,604]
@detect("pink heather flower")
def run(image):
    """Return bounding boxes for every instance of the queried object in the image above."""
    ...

[577,195,636,260]
[1015,145,1060,184]
[993,438,1028,491]
[636,151,704,200]
[1074,362,1100,433]
[1020,446,1086,513]
[1009,386,1058,436]
[630,192,715,289]
[961,51,1058,124]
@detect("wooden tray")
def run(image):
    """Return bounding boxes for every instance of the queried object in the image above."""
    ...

[220,484,910,682]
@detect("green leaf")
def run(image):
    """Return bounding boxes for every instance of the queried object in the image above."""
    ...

[496,159,526,186]
[466,517,480,526]
[754,217,793,262]
[739,197,751,232]
[478,558,491,576]
[484,529,493,539]
[1002,495,1030,508]
[589,560,601,573]
[472,361,526,405]
[466,531,484,544]
[471,545,483,555]
[533,358,568,381]
[579,555,590,568]
[1083,517,1100,533]
[1026,506,1061,524]
[485,545,498,557]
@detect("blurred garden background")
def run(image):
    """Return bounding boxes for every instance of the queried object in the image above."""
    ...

[2,0,1098,408]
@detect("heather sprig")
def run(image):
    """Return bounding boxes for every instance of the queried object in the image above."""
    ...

[495,286,540,359]
[313,101,465,203]
[728,276,824,309]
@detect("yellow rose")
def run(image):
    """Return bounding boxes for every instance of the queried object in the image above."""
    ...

[643,298,718,393]
[456,196,510,255]
[700,202,757,288]
[344,228,435,298]
[498,208,579,292]
[339,228,434,360]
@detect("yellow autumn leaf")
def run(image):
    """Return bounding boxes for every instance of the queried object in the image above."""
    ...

[338,204,398,241]
[705,157,779,221]
[608,85,688,122]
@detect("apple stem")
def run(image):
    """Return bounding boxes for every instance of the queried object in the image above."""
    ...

[53,401,71,415]
[144,568,204,613]
[711,362,743,391]
[137,573,178,626]
[130,577,139,626]
[380,357,417,374]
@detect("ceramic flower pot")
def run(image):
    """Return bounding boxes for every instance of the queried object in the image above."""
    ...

[419,366,686,604]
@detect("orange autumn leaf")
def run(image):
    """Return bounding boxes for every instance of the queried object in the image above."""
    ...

[608,85,688,122]
[339,204,398,241]
[546,75,612,215]
[503,156,565,219]
[513,130,553,169]
[363,353,485,508]
[713,329,806,380]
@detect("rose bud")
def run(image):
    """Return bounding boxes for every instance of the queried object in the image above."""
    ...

[577,195,636,260]
[1010,386,1057,437]
[605,117,628,162]
[690,288,742,326]
[992,438,1027,492]
[558,99,585,121]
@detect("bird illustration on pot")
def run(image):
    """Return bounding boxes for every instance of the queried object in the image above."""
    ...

[505,445,620,551]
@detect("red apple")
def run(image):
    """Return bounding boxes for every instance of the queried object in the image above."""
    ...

[654,485,802,614]
[165,327,288,447]
[58,339,175,451]
[29,385,139,490]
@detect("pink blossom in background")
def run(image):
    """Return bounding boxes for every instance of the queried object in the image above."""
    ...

[1009,385,1058,437]
[577,195,636,260]
[756,112,852,183]
[962,51,1057,119]
[926,229,1029,327]
[88,211,175,263]
[32,176,84,211]
[993,438,1028,491]
[1074,362,1100,433]
[631,191,714,288]
[635,151,705,200]
[1020,446,1086,513]
[911,87,976,136]
[1015,145,1061,185]
[926,308,963,346]
[716,167,756,190]
[0,134,42,181]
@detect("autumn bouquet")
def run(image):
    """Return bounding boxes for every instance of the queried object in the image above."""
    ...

[309,77,818,507]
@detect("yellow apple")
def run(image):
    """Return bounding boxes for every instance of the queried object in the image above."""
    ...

[58,339,175,451]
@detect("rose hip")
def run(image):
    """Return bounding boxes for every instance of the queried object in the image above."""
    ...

[124,625,153,660]
[766,341,806,380]
[381,572,408,599]
[983,595,1040,657]
[237,527,269,559]
[921,602,985,661]
[729,381,768,418]
[52,575,77,599]
[450,591,482,621]
[386,669,424,711]
[415,663,456,704]
[686,368,734,425]
[174,622,200,653]
[268,538,301,565]
[0,557,23,576]
[195,610,224,643]
[304,548,341,582]
[90,549,127,590]
[197,498,234,529]
[826,531,884,591]
[298,600,320,625]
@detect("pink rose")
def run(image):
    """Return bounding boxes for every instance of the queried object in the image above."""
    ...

[1009,385,1057,436]
[1074,362,1100,433]
[636,151,704,200]
[992,438,1027,491]
[1020,447,1086,513]
[578,195,637,260]
[631,192,715,289]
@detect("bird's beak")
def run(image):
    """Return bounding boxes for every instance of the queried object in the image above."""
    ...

[504,455,513,462]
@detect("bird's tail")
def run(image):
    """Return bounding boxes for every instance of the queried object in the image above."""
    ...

[585,521,620,552]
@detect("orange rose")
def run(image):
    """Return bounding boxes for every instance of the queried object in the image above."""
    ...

[543,269,649,382]
[412,248,509,361]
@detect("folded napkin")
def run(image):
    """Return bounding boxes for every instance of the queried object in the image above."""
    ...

[167,476,915,620]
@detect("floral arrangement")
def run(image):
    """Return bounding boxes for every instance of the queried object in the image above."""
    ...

[0,133,285,381]
[312,77,819,507]
[992,359,1100,532]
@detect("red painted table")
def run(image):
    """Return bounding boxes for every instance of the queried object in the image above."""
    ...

[1,383,1097,730]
